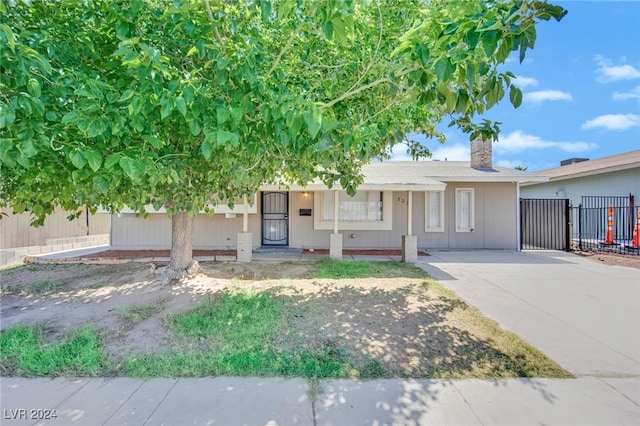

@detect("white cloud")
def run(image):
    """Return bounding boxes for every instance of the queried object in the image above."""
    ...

[613,86,640,101]
[389,143,412,161]
[495,130,598,153]
[523,90,573,105]
[595,55,640,82]
[495,159,525,169]
[513,76,539,88]
[582,114,640,131]
[430,144,469,161]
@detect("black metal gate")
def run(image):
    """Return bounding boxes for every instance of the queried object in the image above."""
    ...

[520,198,570,251]
[261,192,289,246]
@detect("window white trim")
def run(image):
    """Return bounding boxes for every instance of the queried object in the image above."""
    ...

[455,188,475,232]
[314,191,393,230]
[425,191,445,232]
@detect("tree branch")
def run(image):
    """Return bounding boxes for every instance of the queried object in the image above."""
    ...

[267,26,300,77]
[203,0,224,45]
[344,2,384,96]
[325,66,419,108]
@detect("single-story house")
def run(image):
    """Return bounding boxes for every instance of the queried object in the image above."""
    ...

[520,150,640,207]
[109,138,547,261]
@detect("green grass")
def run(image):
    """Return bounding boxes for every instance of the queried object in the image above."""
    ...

[0,279,64,296]
[313,259,426,279]
[166,291,280,342]
[120,301,166,323]
[0,324,103,376]
[126,290,359,378]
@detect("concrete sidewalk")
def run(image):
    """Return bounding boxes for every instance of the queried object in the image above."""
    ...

[2,376,639,425]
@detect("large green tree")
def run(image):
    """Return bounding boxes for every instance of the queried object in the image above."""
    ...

[0,0,565,281]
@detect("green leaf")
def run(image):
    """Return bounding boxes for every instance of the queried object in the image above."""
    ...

[118,89,136,102]
[70,150,86,169]
[86,119,107,138]
[481,30,499,56]
[230,107,244,124]
[0,24,15,52]
[186,46,198,57]
[104,153,121,169]
[188,119,201,136]
[509,85,523,108]
[0,104,15,128]
[175,97,187,117]
[27,79,41,97]
[142,135,164,149]
[217,107,230,124]
[84,150,102,172]
[160,97,173,119]
[21,139,37,158]
[119,157,146,181]
[434,58,455,83]
[93,176,110,194]
[217,130,239,146]
[61,111,81,125]
[201,139,213,160]
[303,107,323,138]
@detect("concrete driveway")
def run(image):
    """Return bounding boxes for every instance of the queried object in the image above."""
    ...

[417,250,640,377]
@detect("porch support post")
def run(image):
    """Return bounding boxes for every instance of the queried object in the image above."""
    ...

[330,190,343,260]
[333,190,339,234]
[237,195,252,262]
[402,190,418,263]
[242,195,248,233]
[407,190,413,236]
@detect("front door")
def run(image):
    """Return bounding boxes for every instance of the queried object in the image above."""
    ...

[262,192,289,246]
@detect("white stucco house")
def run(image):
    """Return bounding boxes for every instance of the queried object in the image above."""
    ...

[108,138,547,261]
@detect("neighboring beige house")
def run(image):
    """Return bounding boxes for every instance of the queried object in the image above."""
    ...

[110,139,547,261]
[520,150,640,206]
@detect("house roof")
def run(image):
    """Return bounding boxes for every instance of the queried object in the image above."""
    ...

[521,150,640,185]
[262,160,546,191]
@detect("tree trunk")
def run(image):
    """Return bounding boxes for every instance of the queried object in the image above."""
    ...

[160,211,200,284]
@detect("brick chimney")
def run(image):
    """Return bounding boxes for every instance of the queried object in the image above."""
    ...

[470,136,492,169]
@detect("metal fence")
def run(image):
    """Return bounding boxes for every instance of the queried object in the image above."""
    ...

[571,204,639,254]
[521,195,639,255]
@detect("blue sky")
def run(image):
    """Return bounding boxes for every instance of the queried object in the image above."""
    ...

[394,0,640,171]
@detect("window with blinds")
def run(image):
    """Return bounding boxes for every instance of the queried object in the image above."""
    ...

[322,191,383,221]
[455,188,475,232]
[425,191,444,232]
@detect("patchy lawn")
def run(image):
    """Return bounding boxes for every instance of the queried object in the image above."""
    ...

[0,260,571,379]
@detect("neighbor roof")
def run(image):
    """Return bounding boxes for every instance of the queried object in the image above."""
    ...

[521,150,640,185]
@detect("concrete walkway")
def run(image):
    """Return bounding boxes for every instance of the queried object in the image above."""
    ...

[2,249,640,425]
[416,250,640,377]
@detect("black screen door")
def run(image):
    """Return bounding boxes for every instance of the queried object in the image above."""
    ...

[262,192,288,245]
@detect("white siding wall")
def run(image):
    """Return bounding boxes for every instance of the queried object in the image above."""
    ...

[110,183,519,250]
[290,184,518,250]
[110,212,261,249]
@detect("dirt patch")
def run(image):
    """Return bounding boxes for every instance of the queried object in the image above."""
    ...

[0,261,316,361]
[574,251,640,269]
[1,260,567,378]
